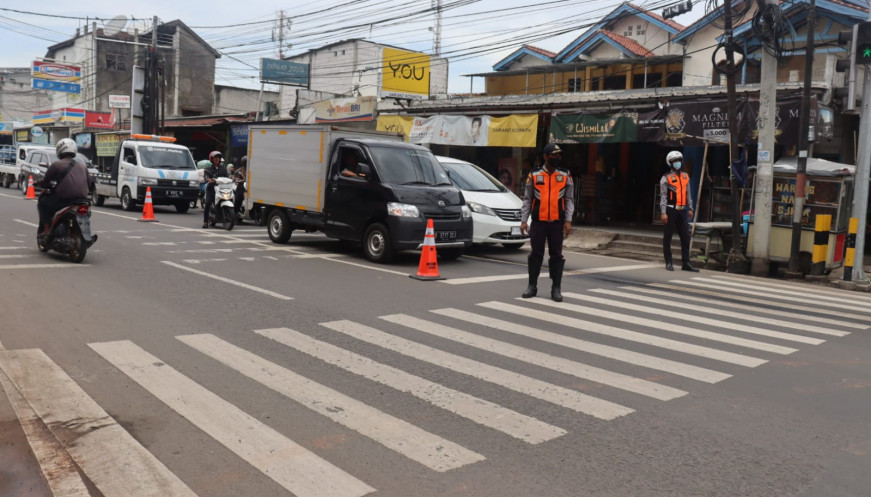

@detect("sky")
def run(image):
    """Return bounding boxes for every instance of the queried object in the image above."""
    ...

[0,0,703,96]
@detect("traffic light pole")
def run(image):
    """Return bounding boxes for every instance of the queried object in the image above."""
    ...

[850,21,871,283]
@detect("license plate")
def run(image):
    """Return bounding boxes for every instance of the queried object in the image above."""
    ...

[436,231,457,242]
[166,190,183,197]
[510,226,521,236]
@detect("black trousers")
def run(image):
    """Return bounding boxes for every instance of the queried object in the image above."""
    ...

[203,189,215,223]
[37,193,67,234]
[529,220,565,261]
[663,206,691,265]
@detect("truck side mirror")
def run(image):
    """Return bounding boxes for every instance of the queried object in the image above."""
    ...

[357,163,371,177]
[125,155,136,165]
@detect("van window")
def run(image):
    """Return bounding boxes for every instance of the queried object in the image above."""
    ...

[123,147,137,165]
[138,146,196,170]
[367,146,451,186]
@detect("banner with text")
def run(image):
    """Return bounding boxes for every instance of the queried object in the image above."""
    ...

[314,96,375,123]
[85,111,115,129]
[380,47,430,99]
[377,114,537,147]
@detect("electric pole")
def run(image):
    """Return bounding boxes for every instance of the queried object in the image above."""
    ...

[723,0,747,272]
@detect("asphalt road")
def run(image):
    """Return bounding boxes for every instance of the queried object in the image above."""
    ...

[0,188,869,497]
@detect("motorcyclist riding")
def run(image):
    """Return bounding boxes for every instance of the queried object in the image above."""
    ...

[202,150,228,228]
[37,138,90,236]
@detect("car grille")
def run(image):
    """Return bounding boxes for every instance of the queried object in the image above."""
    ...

[493,208,521,222]
[422,211,462,221]
[156,179,192,187]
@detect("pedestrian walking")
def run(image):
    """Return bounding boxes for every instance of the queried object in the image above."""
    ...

[659,150,699,272]
[520,143,575,302]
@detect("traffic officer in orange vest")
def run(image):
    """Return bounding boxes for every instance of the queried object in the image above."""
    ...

[659,150,699,272]
[520,143,575,302]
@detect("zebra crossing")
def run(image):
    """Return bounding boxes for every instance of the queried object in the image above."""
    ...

[1,275,867,497]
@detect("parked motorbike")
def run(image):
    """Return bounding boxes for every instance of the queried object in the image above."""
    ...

[209,177,235,231]
[37,199,98,263]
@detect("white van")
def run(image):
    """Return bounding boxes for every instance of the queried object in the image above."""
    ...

[437,156,528,249]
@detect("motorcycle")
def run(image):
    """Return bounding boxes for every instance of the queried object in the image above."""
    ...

[209,177,235,231]
[37,199,98,263]
[234,177,247,224]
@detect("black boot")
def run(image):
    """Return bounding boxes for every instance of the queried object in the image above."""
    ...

[522,256,543,298]
[549,257,565,302]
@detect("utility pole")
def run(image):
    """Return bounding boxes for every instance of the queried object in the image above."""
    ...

[432,0,442,56]
[723,0,747,272]
[751,0,778,276]
[787,0,815,274]
[849,18,871,282]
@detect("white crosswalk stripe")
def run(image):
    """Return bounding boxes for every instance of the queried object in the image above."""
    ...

[177,333,486,472]
[321,319,635,420]
[708,273,871,302]
[89,340,376,497]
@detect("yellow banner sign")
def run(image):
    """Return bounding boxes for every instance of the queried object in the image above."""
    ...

[376,115,414,141]
[487,114,538,148]
[377,114,537,147]
[96,133,128,157]
[380,47,430,99]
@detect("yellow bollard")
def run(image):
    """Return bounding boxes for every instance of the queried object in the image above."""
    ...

[810,214,832,276]
[843,217,859,281]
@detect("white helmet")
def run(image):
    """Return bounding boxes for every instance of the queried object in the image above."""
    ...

[666,150,683,165]
[56,138,77,158]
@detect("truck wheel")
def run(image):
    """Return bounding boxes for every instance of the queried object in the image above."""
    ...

[175,201,190,213]
[120,188,137,211]
[439,247,464,260]
[1,174,10,188]
[268,210,292,243]
[94,194,106,207]
[20,174,27,193]
[363,223,394,263]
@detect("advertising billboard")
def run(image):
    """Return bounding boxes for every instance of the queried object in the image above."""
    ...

[380,47,430,99]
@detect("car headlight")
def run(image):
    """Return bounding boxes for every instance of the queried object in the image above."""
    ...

[138,177,158,186]
[467,202,495,216]
[461,205,472,219]
[387,202,420,218]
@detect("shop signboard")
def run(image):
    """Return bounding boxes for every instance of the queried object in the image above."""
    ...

[96,133,127,157]
[314,97,375,123]
[32,61,81,94]
[379,47,430,99]
[376,114,537,147]
[550,112,638,143]
[85,111,115,129]
[230,124,249,147]
[260,58,309,86]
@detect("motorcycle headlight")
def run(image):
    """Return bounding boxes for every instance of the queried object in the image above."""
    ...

[387,202,420,218]
[138,177,158,186]
[461,205,472,219]
[220,191,233,199]
[467,202,495,216]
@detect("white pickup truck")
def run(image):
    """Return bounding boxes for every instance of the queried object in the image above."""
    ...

[0,145,17,188]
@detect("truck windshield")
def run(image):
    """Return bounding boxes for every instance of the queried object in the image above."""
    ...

[368,146,452,186]
[138,146,196,170]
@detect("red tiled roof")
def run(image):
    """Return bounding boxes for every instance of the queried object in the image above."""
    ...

[523,44,556,59]
[627,2,685,31]
[599,29,654,57]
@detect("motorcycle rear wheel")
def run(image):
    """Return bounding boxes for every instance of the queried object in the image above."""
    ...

[68,226,86,263]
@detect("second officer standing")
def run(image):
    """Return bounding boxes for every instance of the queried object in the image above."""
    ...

[520,143,575,302]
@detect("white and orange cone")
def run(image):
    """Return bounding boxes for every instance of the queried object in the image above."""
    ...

[138,186,158,222]
[410,219,444,281]
[25,175,36,199]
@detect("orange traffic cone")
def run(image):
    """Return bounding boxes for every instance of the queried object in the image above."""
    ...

[138,186,158,222]
[25,175,36,199]
[410,219,445,281]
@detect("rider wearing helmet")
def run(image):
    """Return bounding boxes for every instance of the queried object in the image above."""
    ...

[202,150,228,228]
[36,138,90,235]
[659,150,699,272]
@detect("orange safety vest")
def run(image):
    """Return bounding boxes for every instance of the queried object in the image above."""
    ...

[665,171,690,207]
[530,168,570,221]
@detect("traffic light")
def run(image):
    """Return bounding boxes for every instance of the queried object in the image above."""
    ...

[856,21,871,65]
[662,0,692,20]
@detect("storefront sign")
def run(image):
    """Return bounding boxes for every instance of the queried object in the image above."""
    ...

[85,111,115,129]
[377,114,537,147]
[260,58,309,86]
[16,129,30,142]
[75,133,94,152]
[380,47,430,99]
[33,107,85,124]
[488,114,538,148]
[108,95,131,108]
[314,96,375,123]
[230,124,249,147]
[550,112,638,143]
[32,61,82,94]
[96,133,127,157]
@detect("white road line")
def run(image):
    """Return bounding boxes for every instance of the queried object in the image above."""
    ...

[255,328,565,444]
[692,276,871,309]
[0,246,28,250]
[13,218,38,227]
[636,284,868,330]
[0,348,198,497]
[709,273,871,302]
[567,292,825,345]
[382,314,686,401]
[679,279,871,318]
[179,333,485,472]
[444,263,660,285]
[0,362,91,497]
[594,288,849,337]
[321,320,634,420]
[524,297,798,355]
[477,302,767,367]
[90,340,375,497]
[160,261,292,300]
[0,264,91,269]
[431,308,730,383]
[0,254,28,258]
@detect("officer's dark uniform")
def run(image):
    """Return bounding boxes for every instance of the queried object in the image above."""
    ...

[659,168,698,271]
[520,145,574,301]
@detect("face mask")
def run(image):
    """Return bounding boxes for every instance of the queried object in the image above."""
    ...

[671,161,682,170]
[549,156,562,166]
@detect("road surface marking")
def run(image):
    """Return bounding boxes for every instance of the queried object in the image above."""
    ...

[566,292,825,345]
[179,333,485,472]
[524,297,798,355]
[255,327,565,444]
[160,260,292,300]
[636,284,868,330]
[0,264,91,269]
[0,254,28,258]
[14,218,38,227]
[90,340,375,497]
[593,288,849,337]
[431,308,730,383]
[321,320,634,420]
[478,301,766,367]
[0,348,198,497]
[692,276,871,309]
[444,263,660,285]
[382,314,686,401]
[709,273,871,302]
[679,279,871,319]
